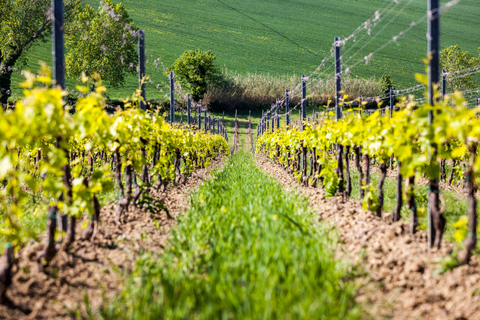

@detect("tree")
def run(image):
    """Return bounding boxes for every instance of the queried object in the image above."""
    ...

[65,0,138,89]
[440,45,480,91]
[379,74,395,104]
[170,49,220,101]
[0,0,81,104]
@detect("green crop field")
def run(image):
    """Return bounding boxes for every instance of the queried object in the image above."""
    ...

[9,0,479,100]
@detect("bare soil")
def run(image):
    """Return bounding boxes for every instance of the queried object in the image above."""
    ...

[0,157,224,320]
[256,154,480,320]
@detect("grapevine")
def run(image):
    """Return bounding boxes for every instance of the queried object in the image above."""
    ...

[0,67,228,301]
[257,83,480,264]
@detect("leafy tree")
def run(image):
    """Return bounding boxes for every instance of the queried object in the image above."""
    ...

[440,45,480,91]
[170,49,220,101]
[65,0,138,89]
[0,0,80,104]
[379,74,395,104]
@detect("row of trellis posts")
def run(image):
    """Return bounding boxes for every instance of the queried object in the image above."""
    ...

[51,0,230,148]
[255,0,474,250]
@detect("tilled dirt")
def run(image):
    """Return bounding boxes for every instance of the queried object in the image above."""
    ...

[256,154,480,320]
[0,157,224,320]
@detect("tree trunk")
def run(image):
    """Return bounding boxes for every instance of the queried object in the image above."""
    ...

[114,149,124,196]
[345,146,352,199]
[461,144,477,264]
[354,146,364,199]
[62,156,75,250]
[448,160,456,185]
[440,159,446,182]
[393,160,403,222]
[364,154,370,186]
[406,176,418,234]
[125,163,133,206]
[302,146,308,186]
[0,52,22,105]
[174,149,182,183]
[141,147,150,185]
[376,161,387,217]
[114,149,128,224]
[36,206,59,270]
[295,149,301,173]
[337,144,345,197]
[0,245,14,304]
[429,178,445,249]
[310,148,317,187]
[82,195,100,242]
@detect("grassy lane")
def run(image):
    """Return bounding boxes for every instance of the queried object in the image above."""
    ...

[101,152,362,319]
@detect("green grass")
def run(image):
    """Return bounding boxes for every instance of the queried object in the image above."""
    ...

[347,165,475,245]
[99,152,362,319]
[9,0,480,101]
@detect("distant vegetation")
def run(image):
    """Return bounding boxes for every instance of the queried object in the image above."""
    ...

[7,0,480,104]
[204,70,382,111]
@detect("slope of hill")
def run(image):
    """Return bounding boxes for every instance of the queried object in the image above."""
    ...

[10,0,479,100]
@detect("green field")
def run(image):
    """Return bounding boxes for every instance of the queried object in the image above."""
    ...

[9,0,480,100]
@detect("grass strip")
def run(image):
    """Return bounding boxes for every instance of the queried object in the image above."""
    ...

[99,152,362,319]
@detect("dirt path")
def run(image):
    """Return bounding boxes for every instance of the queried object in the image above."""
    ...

[255,154,480,320]
[1,157,224,320]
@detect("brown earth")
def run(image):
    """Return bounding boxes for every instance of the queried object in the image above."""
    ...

[256,153,480,320]
[0,157,224,320]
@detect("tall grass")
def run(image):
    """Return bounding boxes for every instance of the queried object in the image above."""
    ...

[204,70,382,111]
[99,152,362,319]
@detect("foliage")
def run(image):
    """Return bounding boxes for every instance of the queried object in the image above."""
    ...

[204,70,382,111]
[437,250,461,275]
[102,152,362,319]
[170,49,221,101]
[379,74,394,97]
[452,215,468,243]
[65,0,138,88]
[257,74,480,258]
[8,0,480,100]
[0,0,80,104]
[440,45,480,91]
[0,66,228,252]
[362,185,379,213]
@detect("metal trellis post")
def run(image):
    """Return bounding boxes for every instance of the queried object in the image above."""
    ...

[170,71,175,124]
[335,37,342,121]
[139,30,146,111]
